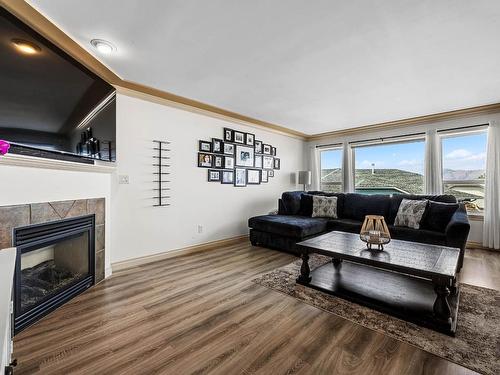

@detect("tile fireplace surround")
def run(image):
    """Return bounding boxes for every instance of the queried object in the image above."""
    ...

[0,198,106,283]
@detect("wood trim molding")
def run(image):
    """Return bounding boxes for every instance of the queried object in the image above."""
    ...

[0,0,306,140]
[307,103,500,141]
[111,235,249,272]
[466,241,497,252]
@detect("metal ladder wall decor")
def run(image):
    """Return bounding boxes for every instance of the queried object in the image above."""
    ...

[153,140,171,207]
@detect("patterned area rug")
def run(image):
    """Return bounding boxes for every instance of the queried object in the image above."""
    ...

[252,255,500,375]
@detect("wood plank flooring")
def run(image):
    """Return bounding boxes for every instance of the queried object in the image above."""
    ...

[13,242,499,374]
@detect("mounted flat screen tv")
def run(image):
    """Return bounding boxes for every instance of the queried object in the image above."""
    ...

[0,8,116,163]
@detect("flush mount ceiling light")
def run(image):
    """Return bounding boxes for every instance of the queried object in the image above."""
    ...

[11,39,41,55]
[90,39,116,54]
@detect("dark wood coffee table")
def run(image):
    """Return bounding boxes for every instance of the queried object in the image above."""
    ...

[296,231,460,335]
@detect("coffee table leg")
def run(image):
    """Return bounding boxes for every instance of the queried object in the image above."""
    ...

[433,283,452,324]
[332,258,342,268]
[297,253,312,284]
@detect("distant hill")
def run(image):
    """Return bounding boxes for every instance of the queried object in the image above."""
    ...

[443,169,485,180]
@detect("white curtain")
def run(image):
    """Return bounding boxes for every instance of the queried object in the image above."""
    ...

[424,129,443,194]
[483,121,500,249]
[342,142,354,192]
[308,146,320,191]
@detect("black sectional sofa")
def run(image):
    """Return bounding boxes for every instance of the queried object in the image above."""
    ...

[248,191,470,271]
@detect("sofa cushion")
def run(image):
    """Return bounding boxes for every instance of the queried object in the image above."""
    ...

[298,194,314,216]
[281,191,303,215]
[343,193,391,222]
[328,219,363,234]
[388,225,447,246]
[312,196,338,218]
[421,201,459,233]
[248,215,328,238]
[394,198,428,229]
[388,194,457,224]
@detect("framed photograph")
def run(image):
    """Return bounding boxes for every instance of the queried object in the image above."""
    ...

[234,131,245,144]
[223,128,233,142]
[199,140,211,152]
[263,155,273,169]
[214,155,224,169]
[212,138,223,154]
[274,158,281,170]
[247,169,261,185]
[208,169,221,181]
[234,168,247,187]
[263,144,272,155]
[224,156,235,169]
[224,143,235,155]
[261,169,269,183]
[221,170,234,184]
[245,133,255,146]
[254,155,263,169]
[268,170,274,177]
[235,145,255,167]
[272,147,277,156]
[255,140,263,154]
[198,153,213,168]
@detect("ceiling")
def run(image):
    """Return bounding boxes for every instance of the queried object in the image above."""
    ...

[27,0,500,135]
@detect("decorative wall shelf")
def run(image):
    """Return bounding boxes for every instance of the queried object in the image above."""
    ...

[153,140,171,207]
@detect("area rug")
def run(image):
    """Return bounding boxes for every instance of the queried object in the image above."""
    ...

[252,255,500,375]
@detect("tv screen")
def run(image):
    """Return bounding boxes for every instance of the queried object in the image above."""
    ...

[0,8,116,163]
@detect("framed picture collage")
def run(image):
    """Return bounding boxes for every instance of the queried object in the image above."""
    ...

[197,128,281,187]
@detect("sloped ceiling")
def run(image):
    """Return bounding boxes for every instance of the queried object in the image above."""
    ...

[28,0,500,135]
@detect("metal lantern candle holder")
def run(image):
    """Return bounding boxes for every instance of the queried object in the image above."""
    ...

[360,215,391,250]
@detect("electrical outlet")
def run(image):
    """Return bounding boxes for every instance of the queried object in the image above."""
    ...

[197,225,203,234]
[118,175,129,184]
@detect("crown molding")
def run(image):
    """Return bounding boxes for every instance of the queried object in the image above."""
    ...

[307,102,500,141]
[0,0,306,140]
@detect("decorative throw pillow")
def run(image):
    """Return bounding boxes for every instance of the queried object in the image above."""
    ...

[394,198,428,229]
[312,196,338,218]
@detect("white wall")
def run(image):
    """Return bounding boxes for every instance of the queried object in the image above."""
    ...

[0,165,113,274]
[111,94,304,264]
[306,112,500,245]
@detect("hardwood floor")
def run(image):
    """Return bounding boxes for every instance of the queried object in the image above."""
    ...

[13,242,499,374]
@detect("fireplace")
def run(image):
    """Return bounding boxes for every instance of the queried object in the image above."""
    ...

[13,215,95,334]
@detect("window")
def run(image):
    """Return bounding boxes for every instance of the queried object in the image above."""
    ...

[441,130,487,214]
[320,148,342,192]
[354,139,425,195]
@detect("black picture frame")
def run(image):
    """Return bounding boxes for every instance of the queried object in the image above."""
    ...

[263,155,273,170]
[261,169,269,183]
[213,155,224,169]
[235,145,255,167]
[208,169,221,181]
[263,144,272,155]
[234,131,245,144]
[224,156,235,169]
[255,140,263,154]
[199,140,211,152]
[268,170,274,177]
[221,170,234,184]
[212,138,223,154]
[245,133,255,146]
[223,143,235,155]
[254,155,263,169]
[274,158,281,170]
[234,168,247,187]
[272,147,277,156]
[198,153,213,168]
[223,128,234,142]
[247,169,261,185]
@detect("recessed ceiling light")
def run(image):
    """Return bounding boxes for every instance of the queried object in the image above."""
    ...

[11,39,41,55]
[90,39,116,54]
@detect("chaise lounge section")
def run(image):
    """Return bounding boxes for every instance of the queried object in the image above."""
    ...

[249,191,470,271]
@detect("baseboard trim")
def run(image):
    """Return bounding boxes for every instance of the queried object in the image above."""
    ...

[111,235,249,272]
[466,241,498,251]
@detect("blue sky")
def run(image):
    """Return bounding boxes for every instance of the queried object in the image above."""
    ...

[320,132,487,174]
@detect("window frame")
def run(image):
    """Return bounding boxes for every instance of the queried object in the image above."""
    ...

[319,146,343,193]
